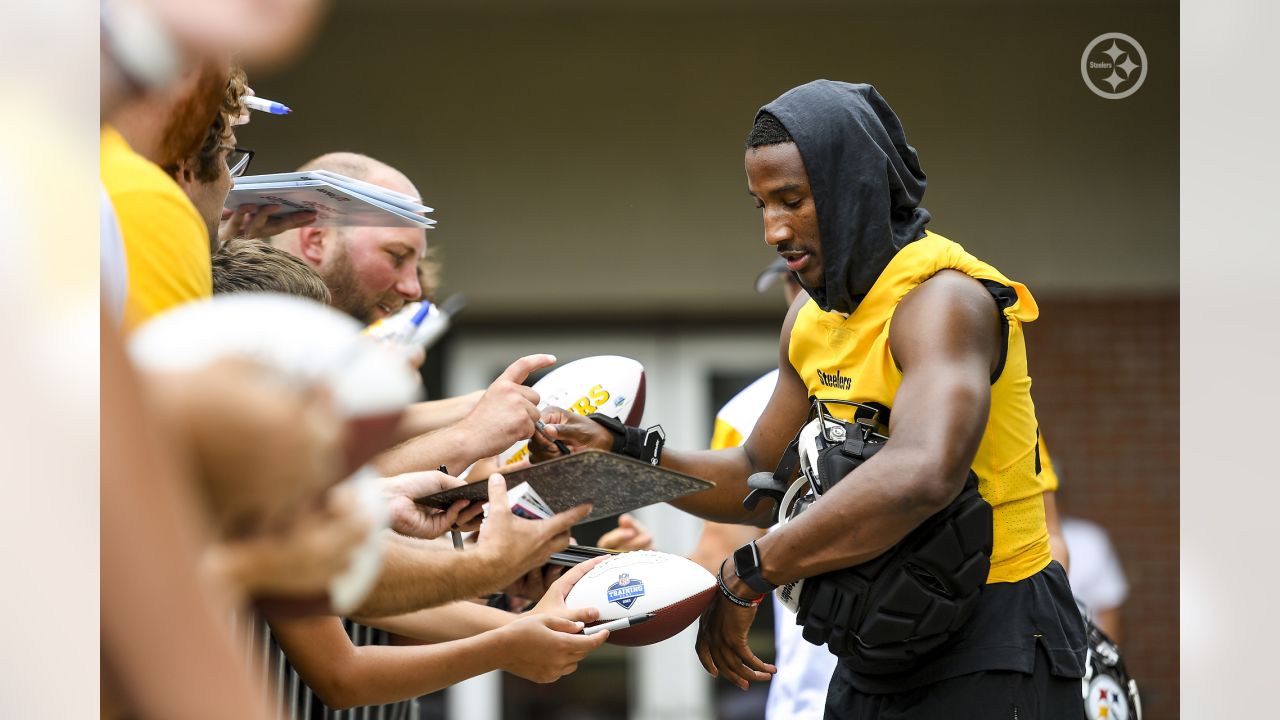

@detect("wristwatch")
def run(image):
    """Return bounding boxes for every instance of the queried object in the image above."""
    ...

[732,540,777,596]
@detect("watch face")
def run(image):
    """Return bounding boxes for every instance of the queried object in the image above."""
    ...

[733,543,758,577]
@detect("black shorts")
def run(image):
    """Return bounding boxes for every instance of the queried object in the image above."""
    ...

[824,645,1084,720]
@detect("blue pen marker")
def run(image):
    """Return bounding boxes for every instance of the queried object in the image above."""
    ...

[395,301,432,344]
[243,95,292,115]
[409,301,433,326]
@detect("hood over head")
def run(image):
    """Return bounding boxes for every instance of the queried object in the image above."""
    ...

[758,80,930,314]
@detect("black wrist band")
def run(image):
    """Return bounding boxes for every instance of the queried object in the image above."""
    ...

[717,560,763,608]
[587,414,666,465]
[733,540,778,596]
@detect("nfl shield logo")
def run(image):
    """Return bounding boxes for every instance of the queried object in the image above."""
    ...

[606,573,646,610]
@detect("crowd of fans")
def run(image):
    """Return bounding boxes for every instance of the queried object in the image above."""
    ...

[100,3,650,718]
[100,4,1138,719]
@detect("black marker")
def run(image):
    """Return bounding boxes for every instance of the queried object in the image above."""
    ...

[441,464,465,551]
[534,420,571,456]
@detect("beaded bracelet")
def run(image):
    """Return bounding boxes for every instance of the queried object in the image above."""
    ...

[717,560,764,608]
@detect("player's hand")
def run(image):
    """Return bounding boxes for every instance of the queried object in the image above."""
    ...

[218,203,318,243]
[456,355,556,459]
[474,473,591,590]
[494,613,610,683]
[381,471,484,539]
[528,406,614,462]
[597,513,653,552]
[695,563,776,690]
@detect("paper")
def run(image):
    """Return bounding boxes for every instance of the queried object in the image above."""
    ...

[226,171,436,229]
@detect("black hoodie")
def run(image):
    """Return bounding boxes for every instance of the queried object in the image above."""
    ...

[758,81,931,315]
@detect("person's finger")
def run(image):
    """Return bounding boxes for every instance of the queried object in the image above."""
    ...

[439,499,467,528]
[721,640,773,685]
[528,430,557,456]
[389,470,461,496]
[265,210,318,234]
[221,208,249,238]
[695,634,719,677]
[233,209,253,237]
[542,503,592,536]
[609,528,638,542]
[544,564,566,585]
[541,615,585,634]
[243,204,280,238]
[597,526,639,550]
[504,459,532,473]
[496,354,557,385]
[456,503,485,528]
[547,555,606,598]
[713,645,748,690]
[539,407,570,425]
[558,606,600,624]
[485,474,510,525]
[738,643,777,677]
[540,530,573,557]
[571,628,610,649]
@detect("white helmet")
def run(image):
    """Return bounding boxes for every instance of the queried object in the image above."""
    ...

[775,409,885,613]
[775,416,829,613]
[796,416,827,491]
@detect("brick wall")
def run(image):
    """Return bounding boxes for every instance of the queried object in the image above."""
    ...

[1025,295,1179,719]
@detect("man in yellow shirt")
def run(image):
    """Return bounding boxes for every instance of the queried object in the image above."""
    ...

[102,60,227,330]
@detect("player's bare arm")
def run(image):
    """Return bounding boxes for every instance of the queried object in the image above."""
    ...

[534,293,811,526]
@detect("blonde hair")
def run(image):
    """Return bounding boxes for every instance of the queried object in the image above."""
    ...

[212,238,332,304]
[416,246,443,303]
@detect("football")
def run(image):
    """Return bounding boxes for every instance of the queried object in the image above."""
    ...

[497,355,647,466]
[564,550,716,646]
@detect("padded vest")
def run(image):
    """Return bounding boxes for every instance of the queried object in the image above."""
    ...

[788,231,1052,584]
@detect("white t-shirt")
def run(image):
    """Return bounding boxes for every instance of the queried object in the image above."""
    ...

[713,369,838,719]
[1061,516,1129,612]
[767,600,839,720]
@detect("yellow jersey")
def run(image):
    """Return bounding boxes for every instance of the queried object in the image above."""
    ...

[101,126,211,331]
[788,231,1049,584]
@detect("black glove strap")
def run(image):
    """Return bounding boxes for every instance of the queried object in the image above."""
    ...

[587,413,665,465]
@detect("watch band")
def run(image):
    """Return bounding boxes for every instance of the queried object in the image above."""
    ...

[733,540,778,596]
